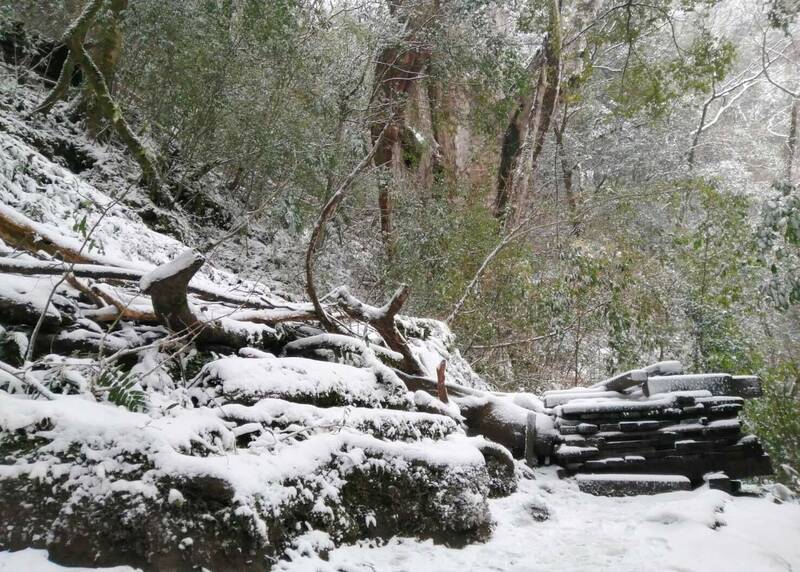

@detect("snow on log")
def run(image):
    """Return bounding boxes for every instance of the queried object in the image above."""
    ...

[644,374,762,399]
[0,256,280,310]
[194,354,411,408]
[217,398,460,442]
[0,256,143,280]
[544,390,625,408]
[0,392,501,568]
[0,274,67,329]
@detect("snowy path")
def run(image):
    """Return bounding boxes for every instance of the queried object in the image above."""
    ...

[280,469,800,572]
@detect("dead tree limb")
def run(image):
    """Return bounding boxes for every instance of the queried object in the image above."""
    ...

[330,285,426,376]
[91,283,157,322]
[305,125,388,332]
[65,273,106,308]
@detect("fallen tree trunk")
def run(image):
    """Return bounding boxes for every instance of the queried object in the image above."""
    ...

[393,369,531,456]
[0,255,280,310]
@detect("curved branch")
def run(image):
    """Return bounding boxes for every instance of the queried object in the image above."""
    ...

[330,284,426,376]
[305,125,388,332]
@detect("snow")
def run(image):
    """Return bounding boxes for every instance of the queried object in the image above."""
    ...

[0,389,485,507]
[218,398,459,441]
[0,274,65,321]
[196,354,410,408]
[138,249,203,292]
[0,121,279,305]
[276,470,800,572]
[554,391,713,416]
[0,549,138,571]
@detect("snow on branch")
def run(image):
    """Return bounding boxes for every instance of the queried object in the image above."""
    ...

[330,285,426,376]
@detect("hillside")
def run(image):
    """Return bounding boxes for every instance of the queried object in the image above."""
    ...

[0,61,798,572]
[1,2,800,570]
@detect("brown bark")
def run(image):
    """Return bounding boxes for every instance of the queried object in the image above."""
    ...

[330,285,426,376]
[370,1,435,253]
[494,0,562,224]
[140,250,269,349]
[436,360,449,403]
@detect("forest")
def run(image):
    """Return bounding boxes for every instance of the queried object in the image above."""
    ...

[0,0,799,570]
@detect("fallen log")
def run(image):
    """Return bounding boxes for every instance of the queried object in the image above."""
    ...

[644,373,762,399]
[0,255,281,310]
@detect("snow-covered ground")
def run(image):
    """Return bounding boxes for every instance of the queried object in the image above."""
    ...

[3,469,798,572]
[277,471,800,572]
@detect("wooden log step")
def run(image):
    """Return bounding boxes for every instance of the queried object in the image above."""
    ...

[594,420,741,444]
[695,396,745,407]
[577,451,772,483]
[706,404,743,418]
[576,473,691,496]
[583,455,652,470]
[645,374,762,399]
[592,435,743,460]
[554,444,600,461]
[602,439,661,452]
[571,407,686,423]
[583,457,628,470]
[544,391,624,408]
[557,422,600,435]
[618,420,662,432]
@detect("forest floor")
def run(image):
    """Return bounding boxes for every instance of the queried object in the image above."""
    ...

[2,468,799,572]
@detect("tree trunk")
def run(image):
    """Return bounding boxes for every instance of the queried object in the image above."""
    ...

[85,0,128,138]
[787,98,799,185]
[370,0,435,254]
[494,0,562,225]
